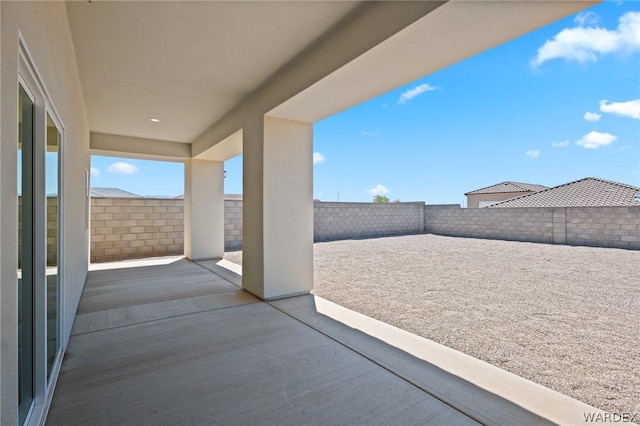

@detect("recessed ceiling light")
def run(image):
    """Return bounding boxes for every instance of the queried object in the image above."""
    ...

[149,118,160,123]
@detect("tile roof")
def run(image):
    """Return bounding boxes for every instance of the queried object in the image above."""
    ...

[487,177,640,208]
[91,187,142,198]
[173,194,242,200]
[465,181,549,195]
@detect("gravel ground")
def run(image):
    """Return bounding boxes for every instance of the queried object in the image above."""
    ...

[224,234,639,416]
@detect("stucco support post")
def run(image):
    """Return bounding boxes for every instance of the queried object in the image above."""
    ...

[184,159,224,260]
[242,115,313,300]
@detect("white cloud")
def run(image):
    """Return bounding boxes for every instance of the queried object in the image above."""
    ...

[312,152,326,165]
[398,83,437,105]
[599,99,640,120]
[584,111,601,122]
[531,11,640,67]
[525,150,540,159]
[90,167,101,177]
[367,184,389,196]
[108,162,139,175]
[575,131,617,149]
[574,11,600,27]
[551,140,570,148]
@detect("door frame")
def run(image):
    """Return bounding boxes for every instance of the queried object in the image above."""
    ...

[17,34,66,426]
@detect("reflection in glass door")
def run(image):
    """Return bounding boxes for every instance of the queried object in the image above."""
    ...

[46,115,61,379]
[18,85,35,424]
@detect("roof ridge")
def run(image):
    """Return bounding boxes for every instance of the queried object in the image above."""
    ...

[464,180,547,195]
[508,182,528,191]
[487,189,541,207]
[509,181,547,191]
[488,179,590,207]
[583,176,639,191]
[487,177,640,208]
[464,181,509,195]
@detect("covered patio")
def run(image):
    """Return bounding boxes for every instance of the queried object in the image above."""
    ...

[1,2,603,425]
[46,258,596,425]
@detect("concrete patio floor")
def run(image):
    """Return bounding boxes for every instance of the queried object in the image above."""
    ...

[46,257,598,425]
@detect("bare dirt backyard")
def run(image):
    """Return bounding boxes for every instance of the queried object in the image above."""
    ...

[224,234,639,417]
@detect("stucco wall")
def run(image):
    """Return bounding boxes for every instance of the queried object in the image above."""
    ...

[1,2,91,424]
[424,204,640,250]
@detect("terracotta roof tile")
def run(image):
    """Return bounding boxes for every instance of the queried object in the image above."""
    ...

[90,187,142,198]
[465,181,549,195]
[487,177,640,208]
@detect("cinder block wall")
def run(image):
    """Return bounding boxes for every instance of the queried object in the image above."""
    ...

[90,198,184,263]
[88,199,638,262]
[46,197,58,266]
[424,204,639,249]
[424,204,555,243]
[90,199,427,262]
[314,201,425,242]
[224,200,427,246]
[224,199,243,250]
[90,198,244,262]
[565,207,639,249]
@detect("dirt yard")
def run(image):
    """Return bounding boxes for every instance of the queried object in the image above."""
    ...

[224,234,639,416]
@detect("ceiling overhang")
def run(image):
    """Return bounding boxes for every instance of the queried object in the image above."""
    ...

[70,1,599,162]
[268,0,600,123]
[67,1,364,144]
[193,130,243,162]
[90,133,190,162]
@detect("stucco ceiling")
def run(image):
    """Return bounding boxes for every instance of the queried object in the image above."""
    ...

[67,1,598,159]
[66,1,361,143]
[269,0,599,123]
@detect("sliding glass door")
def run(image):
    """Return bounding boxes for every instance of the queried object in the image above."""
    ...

[18,85,35,425]
[46,114,61,379]
[18,40,66,425]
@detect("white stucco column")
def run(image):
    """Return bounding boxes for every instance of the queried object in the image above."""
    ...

[242,115,313,300]
[184,159,224,260]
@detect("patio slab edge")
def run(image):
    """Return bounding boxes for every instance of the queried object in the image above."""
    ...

[274,295,604,425]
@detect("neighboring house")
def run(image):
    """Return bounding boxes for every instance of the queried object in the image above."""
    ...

[487,177,640,208]
[90,187,141,198]
[465,181,549,208]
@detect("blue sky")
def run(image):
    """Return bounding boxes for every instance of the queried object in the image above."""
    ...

[91,1,640,204]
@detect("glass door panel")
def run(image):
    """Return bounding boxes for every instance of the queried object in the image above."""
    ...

[18,85,35,425]
[45,114,60,379]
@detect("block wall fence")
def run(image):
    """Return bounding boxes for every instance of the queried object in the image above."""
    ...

[314,201,425,241]
[424,204,640,250]
[86,197,639,262]
[90,198,184,262]
[88,198,424,262]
